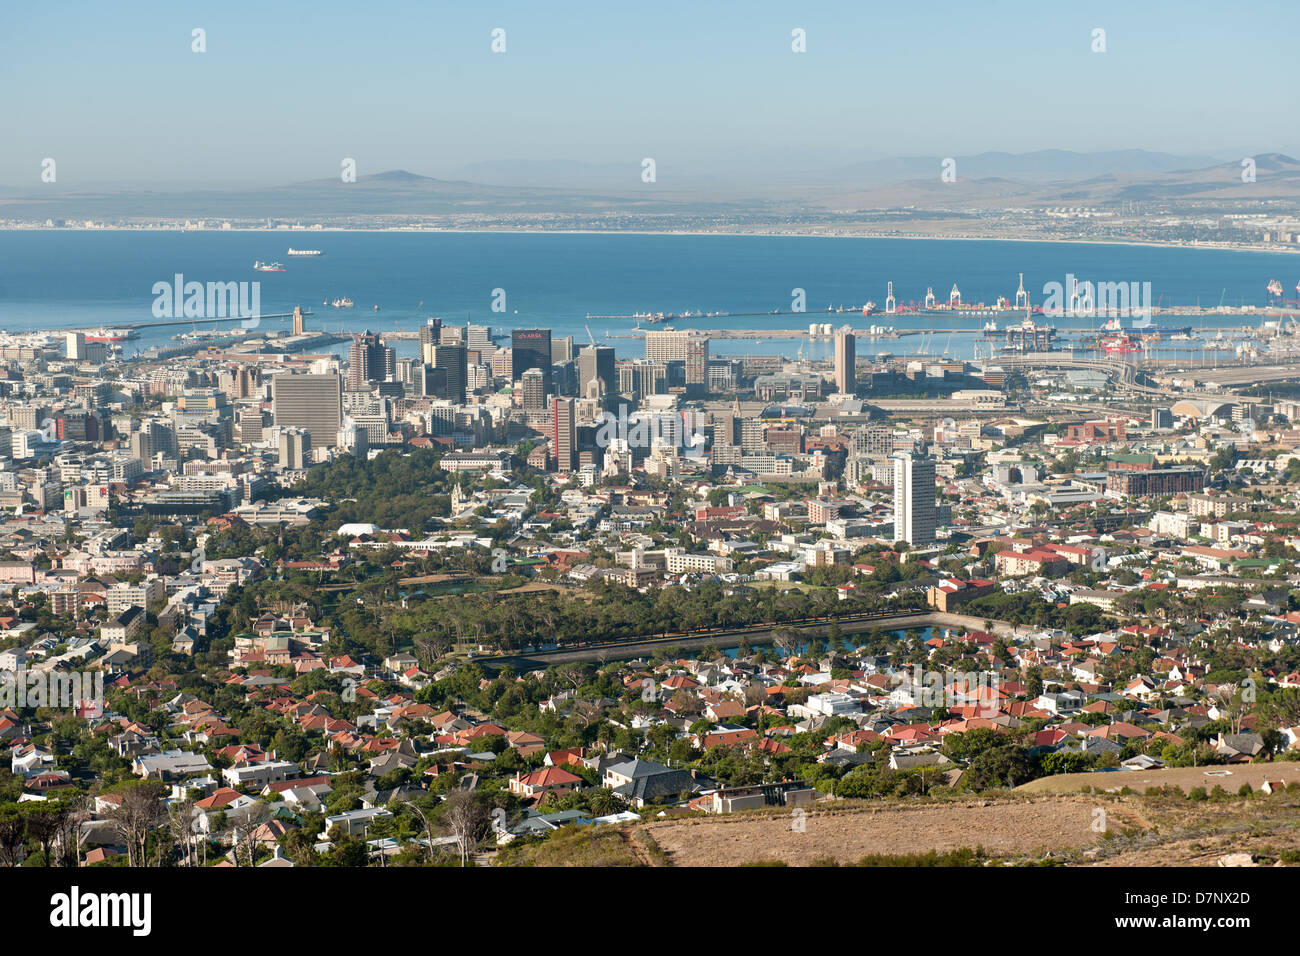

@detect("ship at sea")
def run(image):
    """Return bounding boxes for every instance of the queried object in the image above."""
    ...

[253,260,285,272]
[325,297,354,309]
[287,248,323,256]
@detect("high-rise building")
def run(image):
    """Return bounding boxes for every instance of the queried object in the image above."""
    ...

[271,372,342,448]
[347,331,394,389]
[279,427,310,469]
[237,406,265,442]
[431,345,468,404]
[65,332,86,361]
[551,335,575,364]
[578,346,616,396]
[686,337,710,392]
[553,397,576,472]
[834,330,856,394]
[512,329,552,394]
[893,453,937,546]
[520,368,547,410]
[418,317,442,363]
[644,329,693,363]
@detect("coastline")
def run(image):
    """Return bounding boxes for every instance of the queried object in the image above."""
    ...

[0,225,1296,256]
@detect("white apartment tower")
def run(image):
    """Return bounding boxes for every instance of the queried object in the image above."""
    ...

[893,453,936,546]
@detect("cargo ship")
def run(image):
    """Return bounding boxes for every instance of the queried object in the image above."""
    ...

[287,248,323,256]
[253,260,285,272]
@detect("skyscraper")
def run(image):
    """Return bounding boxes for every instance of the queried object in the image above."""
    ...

[578,345,616,397]
[551,335,575,364]
[685,337,710,392]
[553,397,576,472]
[512,329,552,395]
[431,344,468,404]
[520,368,547,410]
[279,427,310,469]
[271,372,342,448]
[347,331,394,389]
[834,330,856,394]
[893,453,937,546]
[418,317,442,363]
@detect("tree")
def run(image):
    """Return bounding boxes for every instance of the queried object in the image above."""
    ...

[108,780,168,867]
[440,791,490,867]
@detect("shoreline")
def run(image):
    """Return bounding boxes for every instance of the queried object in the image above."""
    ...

[0,226,1296,256]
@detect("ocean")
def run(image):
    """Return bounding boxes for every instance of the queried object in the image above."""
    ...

[0,231,1295,362]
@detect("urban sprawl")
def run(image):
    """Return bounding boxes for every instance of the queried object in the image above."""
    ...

[4,309,1300,868]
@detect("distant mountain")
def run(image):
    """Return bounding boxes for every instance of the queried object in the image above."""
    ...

[2,151,1296,221]
[820,149,1226,188]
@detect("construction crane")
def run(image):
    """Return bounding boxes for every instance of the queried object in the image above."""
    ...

[585,323,596,347]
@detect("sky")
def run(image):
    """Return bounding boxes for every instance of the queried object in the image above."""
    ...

[2,0,1297,188]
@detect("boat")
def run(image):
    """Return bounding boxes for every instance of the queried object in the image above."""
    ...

[1101,316,1191,338]
[329,298,354,309]
[287,248,323,256]
[1101,334,1142,354]
[84,328,138,343]
[254,260,285,272]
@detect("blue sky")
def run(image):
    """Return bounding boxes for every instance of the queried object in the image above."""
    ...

[2,0,1297,187]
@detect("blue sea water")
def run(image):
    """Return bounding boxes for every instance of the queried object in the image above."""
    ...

[0,231,1295,361]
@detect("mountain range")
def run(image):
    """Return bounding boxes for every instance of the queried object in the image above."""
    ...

[2,150,1297,221]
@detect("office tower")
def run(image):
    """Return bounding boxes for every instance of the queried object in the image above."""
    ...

[291,306,306,336]
[520,368,547,410]
[685,337,709,391]
[553,397,576,472]
[466,325,493,350]
[893,453,937,546]
[834,330,856,394]
[490,348,513,379]
[237,406,265,442]
[552,335,575,364]
[512,329,552,394]
[644,329,693,363]
[65,332,85,361]
[418,317,442,364]
[431,344,468,404]
[347,331,393,389]
[578,346,616,395]
[271,372,342,448]
[279,427,310,469]
[851,424,894,458]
